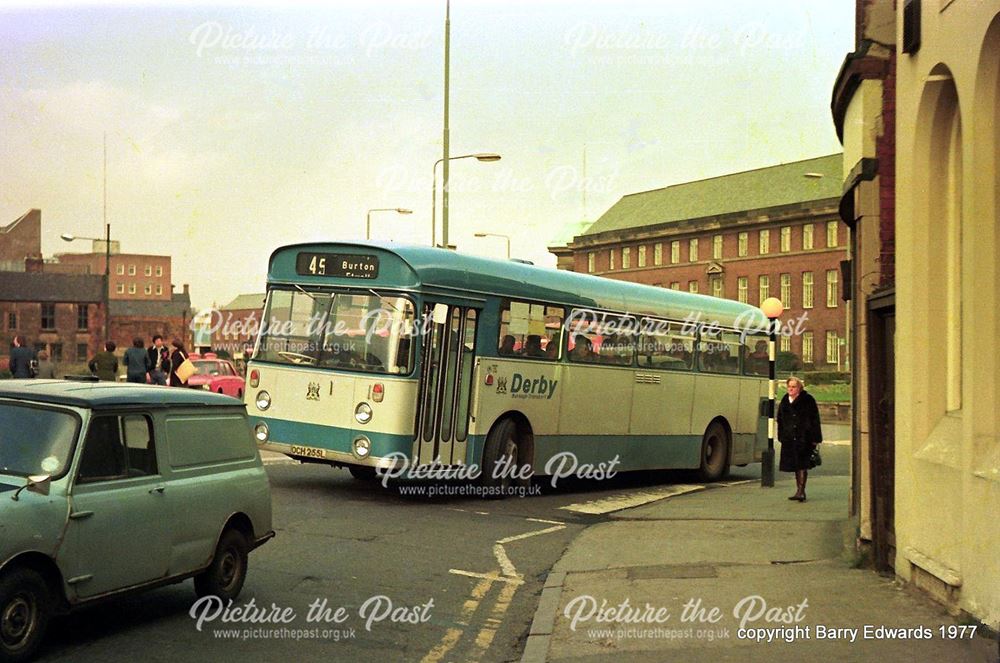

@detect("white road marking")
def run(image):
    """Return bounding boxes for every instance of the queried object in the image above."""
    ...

[448,569,523,585]
[558,484,705,514]
[526,517,565,525]
[496,525,566,545]
[493,544,518,578]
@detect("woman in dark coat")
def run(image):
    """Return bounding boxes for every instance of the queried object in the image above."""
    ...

[777,376,823,501]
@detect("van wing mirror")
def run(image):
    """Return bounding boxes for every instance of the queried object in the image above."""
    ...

[11,474,51,501]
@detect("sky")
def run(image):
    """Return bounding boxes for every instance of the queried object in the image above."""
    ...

[0,1,854,311]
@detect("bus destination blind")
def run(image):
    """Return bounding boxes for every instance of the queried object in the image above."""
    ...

[295,253,380,279]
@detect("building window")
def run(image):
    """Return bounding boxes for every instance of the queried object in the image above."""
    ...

[780,273,791,309]
[144,265,152,276]
[622,247,631,269]
[738,232,748,257]
[77,304,88,331]
[116,283,125,294]
[609,249,616,270]
[758,275,770,303]
[41,303,55,330]
[155,265,163,277]
[689,238,699,262]
[780,334,791,353]
[802,272,814,308]
[7,312,16,330]
[737,277,748,303]
[780,226,791,252]
[156,284,162,295]
[803,224,814,250]
[144,284,153,295]
[759,229,770,255]
[712,235,723,260]
[587,252,595,273]
[826,221,838,248]
[638,245,646,267]
[77,343,88,361]
[802,332,814,364]
[654,243,663,265]
[826,270,839,307]
[128,264,136,276]
[671,241,680,264]
[710,275,724,298]
[670,282,680,290]
[116,264,124,275]
[688,280,699,293]
[128,283,136,295]
[826,331,840,364]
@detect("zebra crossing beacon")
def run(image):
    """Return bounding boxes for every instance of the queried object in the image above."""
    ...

[759,297,785,488]
[245,242,774,490]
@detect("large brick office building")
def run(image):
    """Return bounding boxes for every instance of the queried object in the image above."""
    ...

[553,154,849,369]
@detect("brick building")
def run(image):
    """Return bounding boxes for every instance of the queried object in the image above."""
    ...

[0,208,192,365]
[556,154,849,369]
[210,293,264,356]
[55,251,172,301]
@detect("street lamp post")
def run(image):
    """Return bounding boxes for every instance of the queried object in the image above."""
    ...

[431,153,500,247]
[474,232,510,259]
[760,297,784,488]
[366,208,413,240]
[61,224,112,341]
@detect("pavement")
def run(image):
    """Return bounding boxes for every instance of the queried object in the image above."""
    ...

[521,473,1000,662]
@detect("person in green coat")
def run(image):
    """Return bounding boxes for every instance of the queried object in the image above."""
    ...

[88,341,119,381]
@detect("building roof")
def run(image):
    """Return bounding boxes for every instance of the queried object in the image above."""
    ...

[0,272,103,302]
[548,218,597,250]
[0,380,245,409]
[109,292,191,318]
[221,293,265,311]
[268,242,769,329]
[578,154,843,239]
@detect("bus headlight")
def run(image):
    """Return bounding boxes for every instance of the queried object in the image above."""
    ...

[352,436,371,458]
[254,422,269,442]
[355,402,372,424]
[256,390,271,410]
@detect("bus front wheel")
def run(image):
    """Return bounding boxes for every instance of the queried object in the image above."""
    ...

[479,418,520,494]
[698,422,731,482]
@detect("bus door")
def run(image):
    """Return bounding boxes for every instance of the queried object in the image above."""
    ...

[415,303,479,466]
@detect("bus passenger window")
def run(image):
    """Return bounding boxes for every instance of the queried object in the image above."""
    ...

[498,300,564,361]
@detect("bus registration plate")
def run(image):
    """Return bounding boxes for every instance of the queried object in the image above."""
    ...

[290,445,326,459]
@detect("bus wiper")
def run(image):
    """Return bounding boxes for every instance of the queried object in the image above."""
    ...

[294,284,324,302]
[369,288,400,313]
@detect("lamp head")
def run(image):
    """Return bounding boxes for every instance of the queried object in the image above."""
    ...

[472,153,501,162]
[60,233,75,242]
[396,208,413,214]
[760,297,784,320]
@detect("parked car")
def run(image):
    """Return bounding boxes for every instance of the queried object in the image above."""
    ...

[0,380,273,662]
[186,354,245,398]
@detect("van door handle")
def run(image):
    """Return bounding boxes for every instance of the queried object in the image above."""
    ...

[149,485,166,494]
[69,510,94,520]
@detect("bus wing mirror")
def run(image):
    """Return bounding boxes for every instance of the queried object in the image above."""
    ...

[432,303,449,324]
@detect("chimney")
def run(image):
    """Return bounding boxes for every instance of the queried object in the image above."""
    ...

[24,256,43,273]
[183,284,189,295]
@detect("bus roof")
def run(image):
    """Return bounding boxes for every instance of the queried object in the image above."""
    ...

[268,242,769,330]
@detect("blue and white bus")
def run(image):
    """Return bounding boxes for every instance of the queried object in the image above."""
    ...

[246,242,771,484]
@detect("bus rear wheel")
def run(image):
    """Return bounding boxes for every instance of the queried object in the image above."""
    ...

[698,421,730,482]
[349,465,377,481]
[479,418,520,495]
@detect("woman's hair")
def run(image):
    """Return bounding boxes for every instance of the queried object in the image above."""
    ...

[171,338,186,353]
[786,376,805,389]
[105,341,116,352]
[133,337,144,348]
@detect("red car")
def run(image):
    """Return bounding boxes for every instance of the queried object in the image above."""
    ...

[186,354,245,398]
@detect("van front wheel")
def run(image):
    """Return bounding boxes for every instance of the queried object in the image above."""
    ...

[195,529,249,601]
[0,568,50,663]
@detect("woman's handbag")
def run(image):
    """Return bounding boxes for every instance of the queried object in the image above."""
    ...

[175,356,197,383]
[809,447,823,469]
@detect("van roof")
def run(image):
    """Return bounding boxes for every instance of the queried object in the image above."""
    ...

[0,380,246,410]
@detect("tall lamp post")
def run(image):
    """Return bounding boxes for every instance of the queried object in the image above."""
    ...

[760,297,784,487]
[366,208,413,240]
[432,153,500,247]
[61,224,111,341]
[473,232,510,259]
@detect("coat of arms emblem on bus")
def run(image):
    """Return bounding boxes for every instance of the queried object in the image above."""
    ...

[306,382,321,401]
[496,376,508,394]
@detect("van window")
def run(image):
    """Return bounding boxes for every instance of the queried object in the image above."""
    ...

[77,415,127,482]
[165,414,254,468]
[123,415,157,476]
